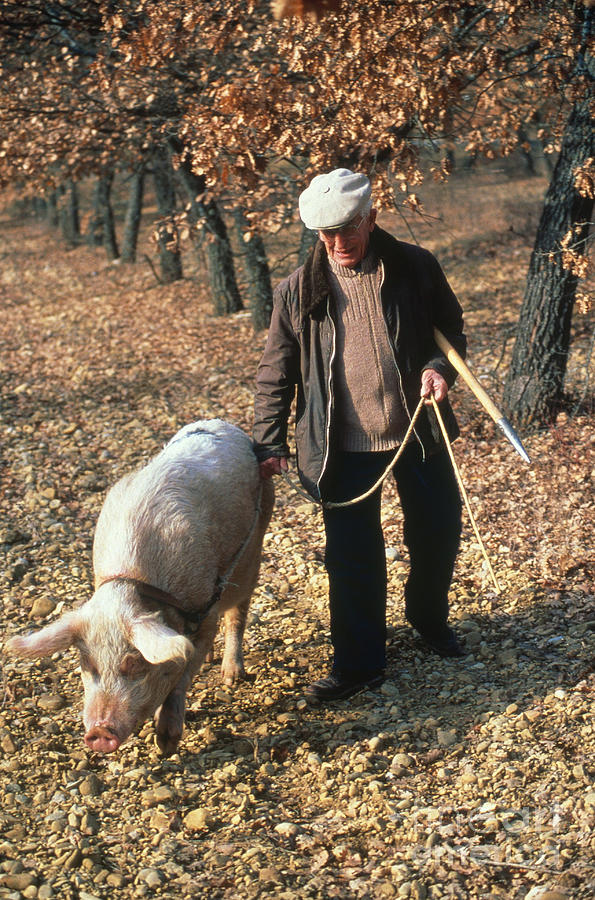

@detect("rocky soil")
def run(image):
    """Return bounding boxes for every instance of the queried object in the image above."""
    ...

[0,180,593,900]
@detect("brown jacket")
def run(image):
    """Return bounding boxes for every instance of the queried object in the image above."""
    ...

[253,227,466,501]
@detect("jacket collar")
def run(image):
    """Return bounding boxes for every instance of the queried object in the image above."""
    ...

[300,226,403,322]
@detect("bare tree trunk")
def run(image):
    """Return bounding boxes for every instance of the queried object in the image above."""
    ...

[503,56,593,428]
[86,179,103,247]
[204,200,243,315]
[170,139,243,314]
[32,196,47,219]
[121,166,145,263]
[95,171,119,260]
[442,106,456,172]
[59,180,80,246]
[152,146,182,283]
[46,190,59,228]
[517,127,536,175]
[232,209,272,330]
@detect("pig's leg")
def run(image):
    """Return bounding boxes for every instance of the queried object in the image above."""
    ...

[154,617,217,755]
[203,621,219,666]
[221,599,250,684]
[153,677,191,756]
[220,480,274,685]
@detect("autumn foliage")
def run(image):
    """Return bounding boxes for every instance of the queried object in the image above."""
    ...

[0,2,589,212]
[0,1,592,424]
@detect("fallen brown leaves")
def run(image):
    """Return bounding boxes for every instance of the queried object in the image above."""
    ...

[0,171,593,899]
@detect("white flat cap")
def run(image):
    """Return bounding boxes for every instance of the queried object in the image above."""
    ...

[299,168,372,230]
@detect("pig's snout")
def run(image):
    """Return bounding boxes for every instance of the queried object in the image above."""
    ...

[84,723,122,753]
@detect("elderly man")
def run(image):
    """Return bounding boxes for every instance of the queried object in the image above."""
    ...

[253,168,466,701]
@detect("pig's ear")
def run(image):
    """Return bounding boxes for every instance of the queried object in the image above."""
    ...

[6,610,81,658]
[129,617,194,666]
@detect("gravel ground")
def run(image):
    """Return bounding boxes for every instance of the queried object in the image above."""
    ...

[0,214,593,900]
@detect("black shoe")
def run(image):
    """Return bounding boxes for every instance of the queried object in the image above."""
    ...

[415,626,466,658]
[305,670,385,702]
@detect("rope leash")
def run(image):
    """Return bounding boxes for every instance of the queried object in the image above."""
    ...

[280,398,425,509]
[278,396,501,593]
[431,397,501,594]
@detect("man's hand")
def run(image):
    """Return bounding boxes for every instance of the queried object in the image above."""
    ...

[259,456,289,480]
[421,368,448,404]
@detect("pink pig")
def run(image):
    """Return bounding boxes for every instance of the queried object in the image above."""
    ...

[8,420,274,755]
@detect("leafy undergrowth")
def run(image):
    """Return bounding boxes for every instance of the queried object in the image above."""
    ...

[0,183,593,900]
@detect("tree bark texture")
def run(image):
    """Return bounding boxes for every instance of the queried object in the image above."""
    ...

[152,146,182,283]
[95,171,119,260]
[232,209,272,330]
[86,179,104,247]
[59,180,80,246]
[503,49,593,428]
[203,200,243,315]
[121,166,145,263]
[46,190,59,228]
[32,196,47,219]
[170,141,243,315]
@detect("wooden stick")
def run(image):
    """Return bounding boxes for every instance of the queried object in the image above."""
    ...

[433,328,531,464]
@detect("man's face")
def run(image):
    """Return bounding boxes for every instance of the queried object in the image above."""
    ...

[319,209,377,268]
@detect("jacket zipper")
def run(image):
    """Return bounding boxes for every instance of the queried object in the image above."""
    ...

[317,295,337,493]
[379,261,426,460]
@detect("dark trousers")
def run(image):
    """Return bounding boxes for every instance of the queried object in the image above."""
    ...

[320,443,462,677]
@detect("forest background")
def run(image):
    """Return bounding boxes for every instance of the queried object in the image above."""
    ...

[0,2,594,899]
[0,0,593,424]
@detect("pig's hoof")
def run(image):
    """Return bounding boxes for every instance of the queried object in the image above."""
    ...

[221,664,246,686]
[155,705,184,756]
[155,725,182,756]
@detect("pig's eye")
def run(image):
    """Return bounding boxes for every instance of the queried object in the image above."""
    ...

[120,653,147,679]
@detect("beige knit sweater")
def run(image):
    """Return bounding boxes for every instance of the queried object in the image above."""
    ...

[327,252,409,451]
